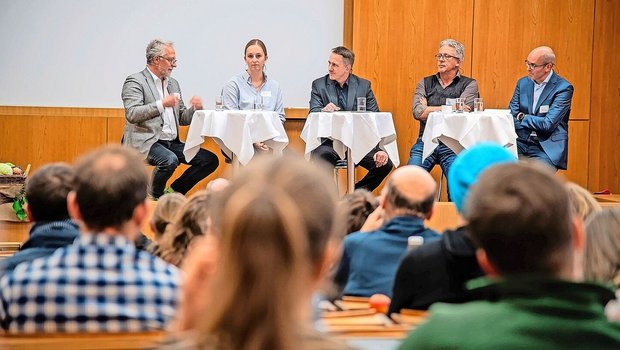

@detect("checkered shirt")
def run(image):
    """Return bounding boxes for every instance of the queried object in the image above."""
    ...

[0,233,181,333]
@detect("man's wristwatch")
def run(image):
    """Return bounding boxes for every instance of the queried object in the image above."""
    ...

[516,112,525,122]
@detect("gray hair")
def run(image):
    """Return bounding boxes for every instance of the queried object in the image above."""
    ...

[146,39,174,64]
[584,208,620,285]
[439,39,464,61]
[332,46,355,67]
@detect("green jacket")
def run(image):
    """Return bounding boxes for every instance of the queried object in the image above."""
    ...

[400,276,620,349]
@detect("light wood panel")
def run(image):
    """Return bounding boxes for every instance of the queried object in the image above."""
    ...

[0,106,312,198]
[352,0,475,169]
[472,0,594,116]
[588,0,620,193]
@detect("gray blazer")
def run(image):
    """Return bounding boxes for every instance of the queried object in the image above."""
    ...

[309,73,379,113]
[121,68,195,158]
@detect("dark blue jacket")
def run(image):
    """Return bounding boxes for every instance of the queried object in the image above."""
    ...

[334,216,439,297]
[0,220,79,279]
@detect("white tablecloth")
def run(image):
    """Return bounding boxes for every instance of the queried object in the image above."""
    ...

[301,112,400,167]
[422,109,518,160]
[183,110,288,165]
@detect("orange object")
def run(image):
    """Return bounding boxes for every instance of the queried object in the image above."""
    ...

[368,294,391,314]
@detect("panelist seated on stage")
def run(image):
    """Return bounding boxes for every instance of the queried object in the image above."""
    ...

[309,46,393,192]
[510,46,573,171]
[222,38,285,155]
[122,39,219,199]
[407,38,479,183]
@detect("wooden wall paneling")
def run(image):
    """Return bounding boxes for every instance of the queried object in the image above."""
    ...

[0,114,107,172]
[472,0,594,117]
[588,0,620,193]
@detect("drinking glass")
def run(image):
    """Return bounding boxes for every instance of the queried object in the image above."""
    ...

[254,95,263,111]
[357,97,367,112]
[215,96,224,111]
[455,98,465,113]
[474,98,484,112]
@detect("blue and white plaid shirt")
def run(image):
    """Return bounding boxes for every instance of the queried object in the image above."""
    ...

[0,233,181,333]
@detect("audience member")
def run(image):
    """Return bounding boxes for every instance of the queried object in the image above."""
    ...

[0,145,180,333]
[0,163,79,279]
[147,192,187,254]
[122,38,218,199]
[156,190,212,267]
[407,39,479,184]
[334,166,440,297]
[390,143,516,313]
[205,177,230,193]
[584,208,620,286]
[309,46,393,191]
[400,163,620,349]
[167,156,348,350]
[566,182,602,221]
[511,46,573,171]
[340,189,379,234]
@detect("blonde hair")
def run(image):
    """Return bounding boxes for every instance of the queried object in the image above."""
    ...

[157,191,212,266]
[566,182,601,221]
[194,156,341,350]
[150,193,187,239]
[584,208,620,286]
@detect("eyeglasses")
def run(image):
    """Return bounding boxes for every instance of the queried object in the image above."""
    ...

[158,56,177,65]
[435,53,458,61]
[525,60,549,70]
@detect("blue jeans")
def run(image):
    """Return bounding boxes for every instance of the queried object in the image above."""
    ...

[146,140,219,198]
[408,138,456,198]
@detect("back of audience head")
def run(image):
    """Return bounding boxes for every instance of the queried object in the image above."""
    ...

[382,165,436,220]
[205,177,230,193]
[69,145,148,236]
[466,163,578,278]
[157,190,212,267]
[341,189,379,234]
[25,163,74,222]
[150,192,187,240]
[448,143,517,214]
[192,156,341,350]
[566,182,602,221]
[584,209,620,287]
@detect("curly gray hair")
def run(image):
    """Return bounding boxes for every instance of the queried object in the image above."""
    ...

[146,39,174,64]
[439,39,464,62]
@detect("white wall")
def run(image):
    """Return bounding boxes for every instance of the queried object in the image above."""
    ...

[0,0,343,108]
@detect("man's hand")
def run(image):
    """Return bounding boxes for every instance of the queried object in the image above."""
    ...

[419,97,428,107]
[190,96,203,110]
[162,94,179,108]
[360,205,384,232]
[253,142,269,151]
[373,150,389,168]
[321,102,341,112]
[463,105,472,112]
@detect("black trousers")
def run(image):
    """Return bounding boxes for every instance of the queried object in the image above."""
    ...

[311,139,393,192]
[146,140,219,198]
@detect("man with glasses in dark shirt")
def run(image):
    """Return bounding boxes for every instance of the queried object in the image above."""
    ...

[407,39,479,187]
[510,46,573,171]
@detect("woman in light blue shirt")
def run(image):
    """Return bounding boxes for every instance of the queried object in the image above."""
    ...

[222,39,285,153]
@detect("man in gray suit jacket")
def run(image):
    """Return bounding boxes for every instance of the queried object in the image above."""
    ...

[309,46,393,191]
[121,39,218,199]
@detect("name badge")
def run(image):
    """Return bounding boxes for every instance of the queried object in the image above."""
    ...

[539,105,550,113]
[261,91,272,97]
